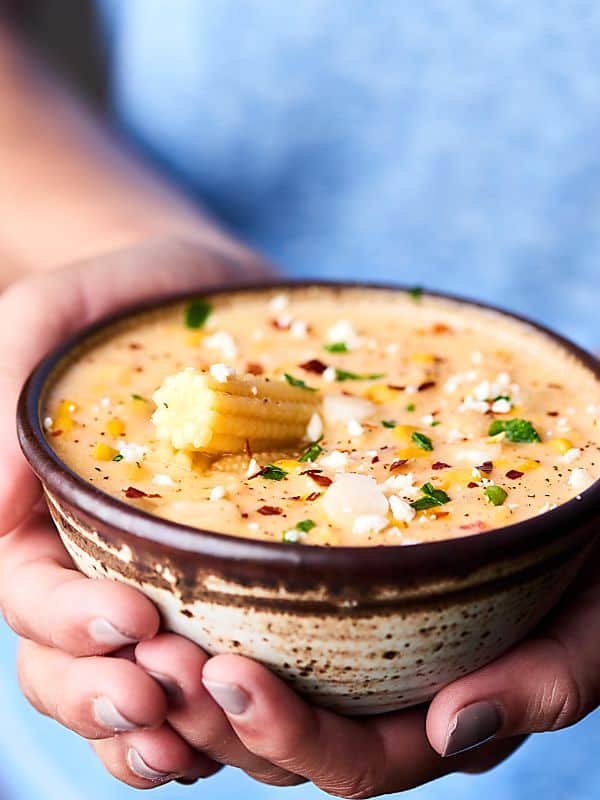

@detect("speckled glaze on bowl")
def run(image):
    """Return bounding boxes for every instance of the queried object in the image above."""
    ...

[17,282,600,715]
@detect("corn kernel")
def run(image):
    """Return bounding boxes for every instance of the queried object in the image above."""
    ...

[52,399,78,434]
[273,459,302,471]
[93,443,119,461]
[125,463,150,482]
[409,353,437,364]
[397,445,429,460]
[106,418,126,438]
[444,468,479,487]
[186,331,205,347]
[549,438,573,455]
[363,384,401,404]
[515,458,541,473]
[393,425,416,444]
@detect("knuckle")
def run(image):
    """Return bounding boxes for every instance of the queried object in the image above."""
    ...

[246,768,306,787]
[326,762,383,799]
[533,636,586,731]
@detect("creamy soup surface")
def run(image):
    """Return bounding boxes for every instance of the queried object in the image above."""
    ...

[45,287,600,546]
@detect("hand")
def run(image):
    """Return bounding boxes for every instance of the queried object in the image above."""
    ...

[129,542,597,797]
[0,237,277,787]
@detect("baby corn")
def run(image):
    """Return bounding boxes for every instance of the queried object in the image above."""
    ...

[152,368,320,453]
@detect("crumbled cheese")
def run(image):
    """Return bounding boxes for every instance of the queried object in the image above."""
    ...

[327,320,362,349]
[389,495,416,523]
[323,394,375,423]
[352,514,388,535]
[322,473,389,527]
[204,331,238,360]
[210,485,226,501]
[491,398,512,414]
[421,414,435,426]
[268,293,289,313]
[496,372,511,387]
[385,342,399,355]
[100,396,111,408]
[448,428,467,442]
[117,441,148,463]
[459,397,490,414]
[282,528,302,543]
[559,447,581,464]
[43,416,53,430]
[306,412,323,442]
[209,363,236,383]
[568,468,590,490]
[381,472,420,498]
[320,450,348,470]
[290,320,309,339]
[474,381,492,402]
[323,366,337,383]
[152,474,175,487]
[347,419,364,437]
[247,522,260,532]
[246,458,260,477]
[405,385,418,395]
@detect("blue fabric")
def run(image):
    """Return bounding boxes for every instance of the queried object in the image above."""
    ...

[2,2,600,798]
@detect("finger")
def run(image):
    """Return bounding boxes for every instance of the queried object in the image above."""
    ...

[427,560,600,757]
[202,654,453,798]
[17,639,167,739]
[135,634,305,787]
[91,724,221,789]
[0,512,160,655]
[1,237,262,534]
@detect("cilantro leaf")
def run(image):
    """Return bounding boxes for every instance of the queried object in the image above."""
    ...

[185,299,212,329]
[484,485,508,506]
[131,393,146,402]
[381,419,397,428]
[284,373,317,391]
[431,420,442,427]
[112,454,124,462]
[488,418,541,443]
[259,464,288,481]
[405,403,416,412]
[299,440,324,462]
[410,482,451,511]
[296,519,316,533]
[411,431,434,451]
[323,342,349,353]
[408,286,423,301]
[335,369,385,382]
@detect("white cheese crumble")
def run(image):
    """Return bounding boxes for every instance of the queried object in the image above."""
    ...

[568,468,590,491]
[306,412,323,442]
[323,394,375,423]
[491,398,512,414]
[117,441,148,463]
[559,448,581,464]
[247,522,261,532]
[209,363,236,383]
[319,449,348,470]
[327,320,362,349]
[323,473,389,527]
[268,293,289,313]
[381,472,420,498]
[210,485,227,501]
[389,496,416,523]
[323,366,337,383]
[347,419,364,437]
[421,414,435,426]
[100,396,111,408]
[204,331,238,361]
[352,514,388,535]
[43,416,53,430]
[290,319,309,338]
[385,342,399,355]
[282,528,302,543]
[152,474,175,487]
[246,458,260,477]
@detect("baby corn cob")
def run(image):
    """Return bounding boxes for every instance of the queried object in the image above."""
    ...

[152,368,320,453]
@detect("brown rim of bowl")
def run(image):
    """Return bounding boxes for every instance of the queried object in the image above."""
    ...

[17,280,600,585]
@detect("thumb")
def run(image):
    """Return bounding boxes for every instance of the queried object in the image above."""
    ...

[426,557,600,757]
[1,237,270,534]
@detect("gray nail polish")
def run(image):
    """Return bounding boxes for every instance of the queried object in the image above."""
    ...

[202,680,249,715]
[89,618,138,648]
[442,701,502,757]
[147,671,184,708]
[127,748,175,782]
[92,696,139,732]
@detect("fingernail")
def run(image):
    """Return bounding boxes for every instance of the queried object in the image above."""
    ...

[202,679,250,715]
[127,748,176,783]
[147,671,184,708]
[442,701,502,757]
[92,696,139,732]
[89,618,138,648]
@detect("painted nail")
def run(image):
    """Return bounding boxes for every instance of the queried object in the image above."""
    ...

[127,748,176,782]
[202,679,250,715]
[147,671,184,708]
[92,696,139,732]
[442,701,502,757]
[89,618,137,648]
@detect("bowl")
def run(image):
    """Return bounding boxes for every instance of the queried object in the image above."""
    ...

[17,281,600,715]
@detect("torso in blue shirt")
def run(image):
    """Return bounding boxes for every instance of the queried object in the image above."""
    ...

[1,3,598,799]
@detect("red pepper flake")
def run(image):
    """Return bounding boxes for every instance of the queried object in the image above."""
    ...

[50,429,63,437]
[460,521,488,531]
[244,438,253,458]
[301,469,333,487]
[506,469,524,479]
[371,455,380,464]
[246,362,264,375]
[306,491,321,501]
[270,318,291,330]
[387,384,405,391]
[477,461,494,473]
[124,487,161,499]
[431,461,451,470]
[389,459,408,472]
[128,342,143,350]
[431,323,451,334]
[431,511,450,518]
[467,481,479,488]
[418,381,437,392]
[257,505,283,515]
[299,358,327,375]
[546,411,559,417]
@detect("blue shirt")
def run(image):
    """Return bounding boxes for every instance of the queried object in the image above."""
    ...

[1,2,599,798]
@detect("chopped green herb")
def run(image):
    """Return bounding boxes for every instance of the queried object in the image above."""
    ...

[430,420,442,427]
[405,403,416,412]
[296,519,316,533]
[259,464,288,481]
[323,342,349,353]
[493,395,511,403]
[488,418,541,443]
[282,530,300,543]
[112,454,124,462]
[131,393,146,402]
[335,368,385,382]
[299,440,324,462]
[484,485,508,506]
[411,431,434,451]
[408,286,423,301]
[184,298,212,329]
[284,373,317,391]
[381,419,397,429]
[410,482,451,511]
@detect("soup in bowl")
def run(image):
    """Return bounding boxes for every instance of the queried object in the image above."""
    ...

[18,284,600,714]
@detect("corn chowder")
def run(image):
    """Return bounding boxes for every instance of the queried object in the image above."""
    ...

[44,287,600,546]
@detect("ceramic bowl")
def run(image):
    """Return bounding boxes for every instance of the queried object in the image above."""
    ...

[17,282,600,715]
